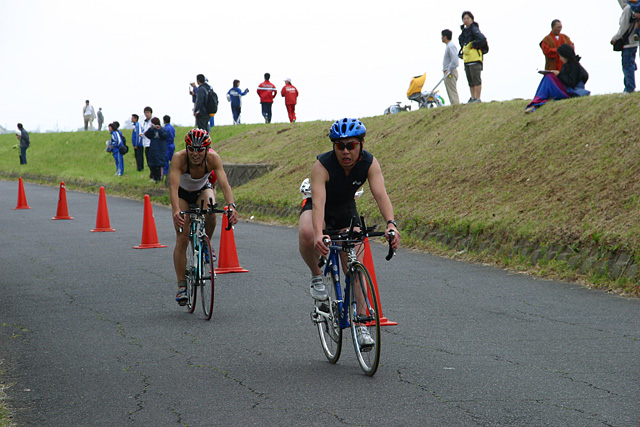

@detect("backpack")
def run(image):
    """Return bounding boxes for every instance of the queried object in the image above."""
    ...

[481,39,489,55]
[204,83,219,114]
[478,38,489,55]
[118,131,129,155]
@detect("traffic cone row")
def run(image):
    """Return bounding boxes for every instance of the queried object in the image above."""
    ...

[11,179,249,270]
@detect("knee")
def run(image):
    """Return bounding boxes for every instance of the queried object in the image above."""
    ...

[299,225,314,247]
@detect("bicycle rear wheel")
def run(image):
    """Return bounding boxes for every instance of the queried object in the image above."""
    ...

[348,262,381,376]
[199,235,215,320]
[316,272,342,363]
[186,240,197,313]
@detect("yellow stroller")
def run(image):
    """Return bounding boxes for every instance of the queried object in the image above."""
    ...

[407,73,445,109]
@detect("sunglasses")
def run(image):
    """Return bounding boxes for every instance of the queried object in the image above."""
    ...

[334,141,360,151]
[187,146,206,153]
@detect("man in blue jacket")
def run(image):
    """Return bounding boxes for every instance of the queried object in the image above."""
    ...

[227,79,249,124]
[131,114,144,171]
[163,115,176,179]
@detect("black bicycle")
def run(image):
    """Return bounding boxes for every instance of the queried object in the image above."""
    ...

[179,198,232,320]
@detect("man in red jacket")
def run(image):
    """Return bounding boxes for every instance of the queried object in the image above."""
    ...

[540,19,574,71]
[281,78,299,123]
[257,73,277,123]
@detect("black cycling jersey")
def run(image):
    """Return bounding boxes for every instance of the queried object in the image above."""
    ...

[315,149,373,229]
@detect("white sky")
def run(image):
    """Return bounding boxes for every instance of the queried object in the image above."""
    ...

[0,0,624,132]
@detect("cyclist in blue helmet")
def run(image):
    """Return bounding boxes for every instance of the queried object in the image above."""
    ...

[298,118,400,347]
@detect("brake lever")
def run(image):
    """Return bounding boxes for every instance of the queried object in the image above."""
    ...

[178,211,185,233]
[318,237,331,267]
[225,207,233,231]
[385,231,396,261]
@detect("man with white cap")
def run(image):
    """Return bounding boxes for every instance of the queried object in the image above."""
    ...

[281,77,299,123]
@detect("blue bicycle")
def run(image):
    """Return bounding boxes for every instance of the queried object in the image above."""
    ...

[311,216,395,376]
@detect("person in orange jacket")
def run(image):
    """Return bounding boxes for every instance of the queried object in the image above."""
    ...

[281,78,299,123]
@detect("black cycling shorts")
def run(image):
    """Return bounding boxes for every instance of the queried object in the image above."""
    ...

[178,182,213,206]
[300,197,360,230]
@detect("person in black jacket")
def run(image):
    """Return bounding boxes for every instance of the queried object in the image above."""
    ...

[525,44,589,113]
[458,11,487,103]
[194,74,211,131]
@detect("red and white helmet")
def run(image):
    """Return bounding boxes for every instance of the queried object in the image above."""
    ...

[184,128,211,148]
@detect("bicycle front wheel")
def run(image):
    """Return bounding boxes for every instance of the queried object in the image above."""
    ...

[199,235,215,320]
[316,273,342,363]
[348,262,381,376]
[186,240,197,313]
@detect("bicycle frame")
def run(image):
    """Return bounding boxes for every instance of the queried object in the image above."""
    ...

[322,242,359,330]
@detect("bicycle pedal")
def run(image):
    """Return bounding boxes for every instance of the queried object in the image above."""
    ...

[317,302,330,313]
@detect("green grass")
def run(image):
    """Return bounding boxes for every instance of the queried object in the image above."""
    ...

[2,94,640,287]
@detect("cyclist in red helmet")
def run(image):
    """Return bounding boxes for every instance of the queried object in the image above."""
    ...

[170,128,239,305]
[299,118,400,290]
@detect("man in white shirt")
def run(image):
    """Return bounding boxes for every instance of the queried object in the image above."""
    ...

[441,29,460,105]
[140,106,153,174]
[83,100,96,131]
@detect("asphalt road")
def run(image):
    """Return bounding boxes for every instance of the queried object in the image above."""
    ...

[1,180,639,426]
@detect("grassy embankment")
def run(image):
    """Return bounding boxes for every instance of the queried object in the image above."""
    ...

[2,94,640,297]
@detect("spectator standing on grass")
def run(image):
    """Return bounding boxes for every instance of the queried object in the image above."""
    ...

[131,114,144,172]
[227,79,249,125]
[16,123,30,165]
[140,107,153,174]
[458,11,486,103]
[257,73,277,123]
[163,115,176,179]
[611,0,638,94]
[144,117,169,183]
[206,77,217,129]
[97,108,104,131]
[281,78,299,123]
[441,29,460,105]
[194,74,211,131]
[540,20,574,71]
[83,100,96,131]
[105,122,124,176]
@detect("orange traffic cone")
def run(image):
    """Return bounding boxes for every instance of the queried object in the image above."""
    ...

[134,195,168,249]
[14,177,31,210]
[215,209,248,274]
[362,237,397,326]
[52,181,74,220]
[91,186,115,232]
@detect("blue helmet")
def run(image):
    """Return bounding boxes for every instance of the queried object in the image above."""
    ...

[329,118,366,141]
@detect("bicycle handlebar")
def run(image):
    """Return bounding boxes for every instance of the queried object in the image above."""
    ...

[178,197,233,233]
[320,215,396,262]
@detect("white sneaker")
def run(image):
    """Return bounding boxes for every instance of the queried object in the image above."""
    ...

[356,326,375,350]
[310,276,328,300]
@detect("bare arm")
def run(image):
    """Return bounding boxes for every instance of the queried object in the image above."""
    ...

[310,160,330,256]
[367,158,400,249]
[208,151,239,225]
[170,151,187,228]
